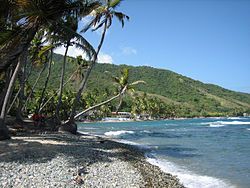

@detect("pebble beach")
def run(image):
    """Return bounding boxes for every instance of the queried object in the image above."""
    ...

[0,132,184,188]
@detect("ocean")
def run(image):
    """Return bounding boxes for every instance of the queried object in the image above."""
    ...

[78,117,250,188]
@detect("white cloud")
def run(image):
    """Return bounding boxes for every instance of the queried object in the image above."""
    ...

[98,52,113,64]
[54,46,113,64]
[54,45,88,58]
[121,47,137,56]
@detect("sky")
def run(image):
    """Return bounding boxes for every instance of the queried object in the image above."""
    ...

[55,0,250,93]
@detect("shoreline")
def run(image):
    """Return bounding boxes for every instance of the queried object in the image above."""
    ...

[0,132,184,188]
[79,116,248,124]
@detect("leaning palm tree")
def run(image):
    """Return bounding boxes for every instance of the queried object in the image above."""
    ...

[74,68,145,120]
[66,0,129,130]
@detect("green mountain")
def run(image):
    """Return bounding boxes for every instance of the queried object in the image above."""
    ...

[31,53,250,117]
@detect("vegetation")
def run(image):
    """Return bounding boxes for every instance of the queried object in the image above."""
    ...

[0,0,129,140]
[1,0,249,141]
[27,53,250,118]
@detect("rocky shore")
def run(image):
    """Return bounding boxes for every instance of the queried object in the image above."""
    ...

[0,132,184,188]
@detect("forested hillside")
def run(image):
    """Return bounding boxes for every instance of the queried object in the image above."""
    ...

[30,53,250,117]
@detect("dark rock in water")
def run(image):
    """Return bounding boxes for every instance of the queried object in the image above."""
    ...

[58,122,77,134]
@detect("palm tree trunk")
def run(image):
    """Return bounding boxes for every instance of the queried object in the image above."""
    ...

[23,63,46,111]
[0,58,22,140]
[39,66,80,111]
[38,50,53,113]
[0,68,12,110]
[74,88,125,120]
[115,96,123,114]
[55,43,69,121]
[7,61,33,114]
[0,61,22,120]
[16,50,28,122]
[68,20,108,124]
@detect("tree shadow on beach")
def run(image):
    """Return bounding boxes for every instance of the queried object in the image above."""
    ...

[0,133,143,167]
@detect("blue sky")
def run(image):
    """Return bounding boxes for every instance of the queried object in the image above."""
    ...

[55,0,250,93]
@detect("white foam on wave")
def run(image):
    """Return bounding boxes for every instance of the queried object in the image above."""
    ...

[209,124,225,128]
[202,121,250,127]
[104,130,135,137]
[227,117,244,120]
[219,121,250,125]
[247,128,250,131]
[141,130,152,133]
[146,156,235,188]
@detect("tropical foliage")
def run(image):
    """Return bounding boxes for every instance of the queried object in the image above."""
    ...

[28,54,250,118]
[0,0,129,139]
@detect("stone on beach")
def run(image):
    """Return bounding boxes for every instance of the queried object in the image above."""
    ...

[0,133,184,188]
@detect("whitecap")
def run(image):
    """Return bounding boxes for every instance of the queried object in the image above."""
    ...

[219,121,250,125]
[209,124,225,128]
[146,156,235,188]
[227,117,244,120]
[203,121,250,127]
[104,130,135,137]
[201,122,214,125]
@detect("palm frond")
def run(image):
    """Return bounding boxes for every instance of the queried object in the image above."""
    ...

[38,45,54,58]
[114,11,129,27]
[109,0,122,9]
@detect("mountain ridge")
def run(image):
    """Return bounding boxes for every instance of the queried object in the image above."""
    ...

[31,53,250,117]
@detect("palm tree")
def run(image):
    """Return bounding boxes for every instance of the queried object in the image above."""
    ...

[37,48,53,113]
[0,56,22,140]
[109,68,146,113]
[67,0,129,127]
[55,15,87,121]
[0,0,101,139]
[39,57,88,112]
[74,68,145,120]
[0,0,100,72]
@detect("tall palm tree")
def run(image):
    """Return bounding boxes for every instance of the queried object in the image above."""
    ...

[67,0,129,127]
[37,48,53,113]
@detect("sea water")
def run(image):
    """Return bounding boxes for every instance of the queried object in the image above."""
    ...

[78,117,250,188]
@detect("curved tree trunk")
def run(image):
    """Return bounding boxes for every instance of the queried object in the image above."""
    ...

[39,66,80,111]
[74,87,126,120]
[23,63,46,112]
[16,49,28,122]
[115,96,123,114]
[60,86,127,134]
[67,20,108,125]
[0,58,22,140]
[55,43,69,122]
[0,69,12,112]
[7,61,33,114]
[38,50,53,113]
